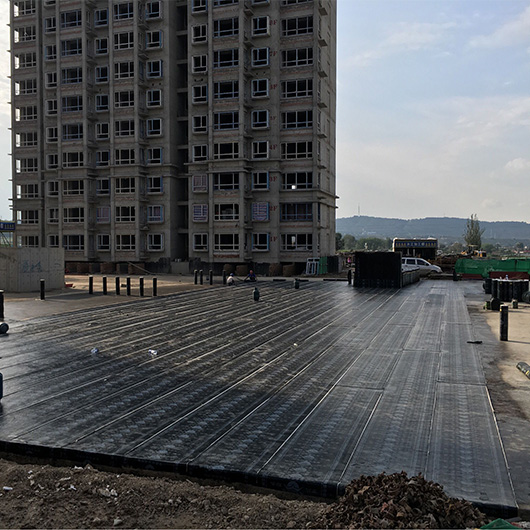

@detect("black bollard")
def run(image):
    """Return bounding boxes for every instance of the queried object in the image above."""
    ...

[209,270,213,285]
[0,322,8,334]
[222,270,227,285]
[347,269,352,285]
[89,276,94,295]
[115,276,120,296]
[103,276,107,295]
[199,270,203,285]
[500,304,509,341]
[40,279,45,300]
[140,277,144,297]
[153,277,157,297]
[0,290,4,320]
[126,277,131,296]
[194,270,198,284]
[294,278,300,289]
[253,287,260,301]
[0,372,3,400]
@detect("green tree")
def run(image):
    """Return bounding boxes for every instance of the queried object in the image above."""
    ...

[356,237,389,251]
[335,232,344,251]
[342,234,356,250]
[464,214,485,249]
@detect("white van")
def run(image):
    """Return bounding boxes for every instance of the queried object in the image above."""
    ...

[402,257,442,276]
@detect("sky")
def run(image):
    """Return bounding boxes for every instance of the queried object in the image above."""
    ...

[0,0,529,223]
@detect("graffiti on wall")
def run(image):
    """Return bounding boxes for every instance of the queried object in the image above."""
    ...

[21,260,43,273]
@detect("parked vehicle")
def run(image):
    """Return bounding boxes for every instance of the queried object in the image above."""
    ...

[402,257,442,276]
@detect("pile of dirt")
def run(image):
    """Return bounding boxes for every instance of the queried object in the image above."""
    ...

[313,471,488,529]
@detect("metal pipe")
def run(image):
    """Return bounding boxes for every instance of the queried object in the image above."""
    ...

[139,277,144,297]
[500,304,509,341]
[153,277,157,297]
[40,279,45,300]
[115,276,120,296]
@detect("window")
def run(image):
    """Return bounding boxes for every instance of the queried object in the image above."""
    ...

[63,235,84,251]
[193,145,208,162]
[48,208,59,223]
[16,105,37,121]
[192,0,207,13]
[192,24,207,43]
[281,48,313,67]
[146,30,163,48]
[97,234,111,251]
[114,3,134,20]
[213,80,238,99]
[16,158,38,173]
[282,16,313,36]
[193,204,208,222]
[96,94,109,111]
[147,176,163,193]
[214,233,239,252]
[115,205,136,222]
[44,17,56,33]
[252,16,269,36]
[252,140,269,159]
[252,233,269,251]
[281,78,313,98]
[16,132,38,147]
[96,179,110,195]
[148,205,163,222]
[46,127,58,143]
[47,181,59,196]
[192,175,208,192]
[147,89,162,107]
[146,118,162,136]
[15,79,37,95]
[14,1,36,17]
[18,235,39,248]
[251,47,269,67]
[281,141,312,159]
[251,110,269,129]
[95,38,108,55]
[95,65,109,83]
[61,38,82,57]
[14,25,36,43]
[213,111,239,130]
[281,0,311,4]
[63,207,84,223]
[116,177,136,193]
[63,180,84,195]
[214,142,239,159]
[48,234,59,248]
[192,84,208,104]
[17,210,39,224]
[96,207,111,223]
[282,110,312,129]
[281,203,312,221]
[114,90,134,107]
[147,60,163,78]
[283,172,313,189]
[44,44,57,60]
[115,119,135,137]
[213,17,238,37]
[252,202,269,221]
[116,235,135,251]
[114,32,134,50]
[45,72,57,88]
[95,9,108,26]
[15,52,36,69]
[62,152,84,168]
[60,10,82,29]
[148,233,164,251]
[192,54,208,73]
[62,123,83,141]
[252,171,269,190]
[96,150,110,166]
[147,147,163,164]
[46,99,57,116]
[213,172,239,190]
[115,149,135,165]
[193,115,208,133]
[281,233,312,251]
[213,0,238,6]
[16,183,39,199]
[193,233,208,251]
[251,78,269,98]
[214,49,238,68]
[96,122,109,139]
[146,1,161,19]
[61,67,82,84]
[115,61,134,79]
[62,95,83,112]
[46,154,58,169]
[214,203,239,221]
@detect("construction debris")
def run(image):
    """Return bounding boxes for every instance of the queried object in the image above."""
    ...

[312,471,488,529]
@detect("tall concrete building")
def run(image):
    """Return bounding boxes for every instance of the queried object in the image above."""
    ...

[10,0,336,274]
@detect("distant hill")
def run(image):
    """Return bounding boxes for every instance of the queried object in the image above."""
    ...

[336,216,530,245]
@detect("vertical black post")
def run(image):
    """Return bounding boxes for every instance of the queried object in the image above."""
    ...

[139,277,144,297]
[40,279,45,300]
[0,290,4,320]
[199,270,203,285]
[126,277,131,296]
[153,277,157,297]
[347,269,352,285]
[115,276,120,296]
[102,276,107,295]
[209,270,213,285]
[0,372,3,400]
[222,270,227,285]
[500,304,509,341]
[89,276,94,295]
[194,270,198,284]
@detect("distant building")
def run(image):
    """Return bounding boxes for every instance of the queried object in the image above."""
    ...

[392,238,438,260]
[10,0,337,273]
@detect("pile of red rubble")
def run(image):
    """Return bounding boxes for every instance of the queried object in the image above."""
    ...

[312,471,489,529]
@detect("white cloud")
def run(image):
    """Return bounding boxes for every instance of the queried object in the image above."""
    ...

[470,5,530,49]
[505,157,530,172]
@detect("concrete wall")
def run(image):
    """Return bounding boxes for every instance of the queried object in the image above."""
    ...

[0,248,65,292]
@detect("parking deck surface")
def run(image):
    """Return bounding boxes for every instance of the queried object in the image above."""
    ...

[0,280,518,514]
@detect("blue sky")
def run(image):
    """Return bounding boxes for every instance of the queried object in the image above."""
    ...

[0,1,529,222]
